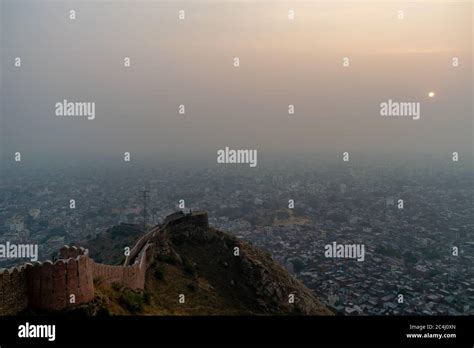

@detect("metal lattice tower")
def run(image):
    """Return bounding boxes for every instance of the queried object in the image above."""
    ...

[140,190,150,231]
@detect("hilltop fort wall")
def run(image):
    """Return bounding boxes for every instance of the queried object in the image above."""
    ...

[0,211,208,315]
[0,265,28,315]
[163,210,208,229]
[123,228,157,266]
[93,242,152,290]
[0,247,95,314]
[0,234,155,315]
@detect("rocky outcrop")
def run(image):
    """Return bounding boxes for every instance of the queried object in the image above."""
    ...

[162,218,330,315]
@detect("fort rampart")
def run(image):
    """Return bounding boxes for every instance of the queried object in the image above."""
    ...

[0,211,208,315]
[0,229,157,315]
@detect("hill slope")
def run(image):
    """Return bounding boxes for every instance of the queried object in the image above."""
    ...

[83,221,330,315]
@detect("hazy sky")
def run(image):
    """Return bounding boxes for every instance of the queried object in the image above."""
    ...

[1,0,472,165]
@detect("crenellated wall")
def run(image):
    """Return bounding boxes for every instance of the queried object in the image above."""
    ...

[0,248,97,315]
[0,211,207,315]
[24,255,95,311]
[0,265,28,315]
[0,230,157,315]
[59,245,88,259]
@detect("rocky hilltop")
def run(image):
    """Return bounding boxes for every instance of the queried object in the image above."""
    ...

[3,211,329,315]
[84,211,330,315]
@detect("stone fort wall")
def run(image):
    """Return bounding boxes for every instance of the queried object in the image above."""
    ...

[93,242,152,290]
[0,232,156,315]
[0,265,28,315]
[0,248,94,315]
[123,228,158,266]
[0,211,208,315]
[163,211,209,230]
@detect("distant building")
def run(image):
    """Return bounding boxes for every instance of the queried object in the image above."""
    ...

[9,216,24,232]
[28,209,41,219]
[163,210,209,229]
[413,264,429,278]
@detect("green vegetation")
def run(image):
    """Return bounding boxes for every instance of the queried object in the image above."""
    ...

[150,260,165,280]
[96,306,111,316]
[291,259,306,273]
[143,291,152,305]
[118,290,144,314]
[154,267,164,280]
[182,257,196,276]
[111,282,122,291]
[110,225,139,239]
[163,255,177,265]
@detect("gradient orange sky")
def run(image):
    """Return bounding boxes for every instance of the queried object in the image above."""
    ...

[1,0,472,163]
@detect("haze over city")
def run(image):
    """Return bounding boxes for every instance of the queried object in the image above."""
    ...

[0,0,473,321]
[1,0,472,166]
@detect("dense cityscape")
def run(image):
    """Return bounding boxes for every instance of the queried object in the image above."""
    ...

[1,158,472,315]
